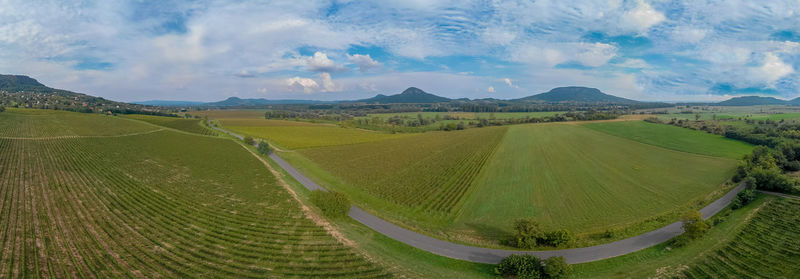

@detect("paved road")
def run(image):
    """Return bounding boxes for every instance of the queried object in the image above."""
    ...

[208,122,746,264]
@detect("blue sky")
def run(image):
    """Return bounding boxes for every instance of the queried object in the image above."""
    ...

[1,1,799,102]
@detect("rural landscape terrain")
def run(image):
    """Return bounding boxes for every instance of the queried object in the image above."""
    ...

[2,1,800,278]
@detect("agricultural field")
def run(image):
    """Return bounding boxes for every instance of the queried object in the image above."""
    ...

[0,110,388,278]
[222,119,410,150]
[0,108,157,137]
[298,126,508,212]
[455,124,738,242]
[121,114,218,136]
[679,197,800,278]
[646,105,800,123]
[583,121,753,159]
[192,109,267,120]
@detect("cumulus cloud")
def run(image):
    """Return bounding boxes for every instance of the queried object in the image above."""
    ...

[318,72,338,92]
[487,86,495,93]
[503,78,513,87]
[346,54,381,72]
[285,76,319,93]
[306,52,345,73]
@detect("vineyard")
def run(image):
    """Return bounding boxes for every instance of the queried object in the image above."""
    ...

[298,127,507,213]
[121,114,218,136]
[455,124,738,242]
[0,111,388,278]
[224,119,410,150]
[0,108,157,138]
[681,197,800,278]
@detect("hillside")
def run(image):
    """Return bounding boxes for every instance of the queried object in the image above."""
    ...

[715,96,788,106]
[0,74,174,114]
[358,87,451,103]
[204,97,333,106]
[515,86,638,104]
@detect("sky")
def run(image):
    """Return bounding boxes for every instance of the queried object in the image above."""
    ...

[1,1,799,102]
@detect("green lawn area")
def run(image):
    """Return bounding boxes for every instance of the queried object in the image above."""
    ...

[582,121,753,159]
[454,123,738,244]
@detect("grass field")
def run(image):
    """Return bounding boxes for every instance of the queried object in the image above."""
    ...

[0,108,157,137]
[582,121,753,159]
[298,127,507,213]
[223,119,410,149]
[454,123,738,243]
[121,114,218,136]
[0,110,388,278]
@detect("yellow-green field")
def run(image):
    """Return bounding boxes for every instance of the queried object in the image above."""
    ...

[222,119,410,149]
[121,114,218,136]
[0,108,157,137]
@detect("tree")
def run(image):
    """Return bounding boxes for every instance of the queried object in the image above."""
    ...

[749,167,794,192]
[543,256,571,279]
[681,210,709,240]
[544,229,573,247]
[243,136,255,145]
[257,141,271,155]
[0,105,5,113]
[513,219,545,249]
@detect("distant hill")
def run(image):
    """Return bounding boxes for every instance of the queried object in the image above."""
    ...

[715,96,788,106]
[515,86,638,104]
[204,97,334,106]
[0,74,172,114]
[358,87,451,103]
[134,100,207,106]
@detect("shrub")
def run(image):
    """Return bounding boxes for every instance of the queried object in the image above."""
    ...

[544,229,573,248]
[732,178,757,209]
[495,254,543,279]
[243,136,255,145]
[543,256,571,279]
[310,190,350,218]
[0,105,5,113]
[749,167,794,192]
[681,210,709,240]
[513,219,545,249]
[257,141,271,155]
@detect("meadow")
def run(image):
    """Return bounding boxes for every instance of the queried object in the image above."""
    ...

[582,121,753,159]
[222,119,410,150]
[0,108,157,137]
[0,110,388,278]
[121,114,218,136]
[455,124,738,243]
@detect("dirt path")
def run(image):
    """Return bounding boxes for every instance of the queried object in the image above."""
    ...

[210,119,746,264]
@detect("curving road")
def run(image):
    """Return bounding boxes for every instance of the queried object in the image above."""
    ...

[208,121,746,264]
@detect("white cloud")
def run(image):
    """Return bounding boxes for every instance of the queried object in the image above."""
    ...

[487,86,495,93]
[285,76,319,93]
[614,58,649,69]
[621,0,665,33]
[751,53,794,84]
[318,72,338,92]
[346,54,381,72]
[306,52,345,73]
[511,42,616,67]
[575,43,617,67]
[503,78,513,87]
[671,27,709,43]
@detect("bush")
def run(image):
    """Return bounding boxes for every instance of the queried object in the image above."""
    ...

[257,141,271,155]
[0,105,5,113]
[543,256,571,279]
[495,255,571,279]
[749,167,794,192]
[681,210,709,240]
[513,219,545,249]
[309,190,350,218]
[544,229,573,248]
[495,254,543,279]
[243,136,255,145]
[732,177,757,209]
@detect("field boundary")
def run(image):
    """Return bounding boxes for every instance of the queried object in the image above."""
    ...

[208,121,748,264]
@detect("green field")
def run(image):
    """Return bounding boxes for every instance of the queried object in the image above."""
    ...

[583,121,753,159]
[0,108,157,137]
[299,127,507,212]
[223,119,410,149]
[455,124,738,240]
[0,110,388,278]
[121,114,218,136]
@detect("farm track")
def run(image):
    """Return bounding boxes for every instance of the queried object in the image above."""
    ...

[209,122,748,264]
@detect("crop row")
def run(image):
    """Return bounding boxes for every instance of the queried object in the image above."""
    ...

[300,126,507,214]
[0,109,156,138]
[0,131,388,278]
[121,114,218,136]
[681,198,800,278]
